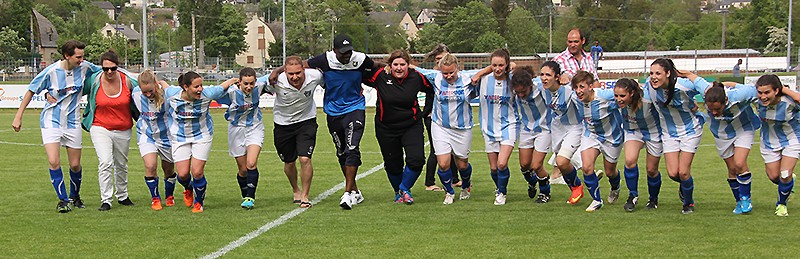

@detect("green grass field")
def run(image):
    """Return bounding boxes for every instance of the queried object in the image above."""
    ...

[0,107,797,258]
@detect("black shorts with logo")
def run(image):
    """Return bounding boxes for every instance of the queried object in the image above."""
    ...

[326,109,366,167]
[273,118,318,163]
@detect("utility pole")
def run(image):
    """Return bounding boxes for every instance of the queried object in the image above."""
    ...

[192,13,197,70]
[142,0,148,69]
[788,0,794,71]
[282,0,286,63]
[548,5,553,56]
[721,9,728,49]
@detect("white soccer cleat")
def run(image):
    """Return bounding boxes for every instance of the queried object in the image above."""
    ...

[352,190,364,205]
[339,191,352,210]
[443,192,455,205]
[494,192,506,205]
[585,199,603,212]
[460,187,471,200]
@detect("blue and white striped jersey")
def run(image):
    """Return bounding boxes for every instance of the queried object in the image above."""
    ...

[165,85,226,143]
[28,60,101,129]
[621,96,662,143]
[543,84,583,126]
[757,95,800,150]
[516,78,551,134]
[644,77,710,138]
[478,74,518,142]
[416,67,478,129]
[581,89,624,146]
[217,83,264,127]
[132,86,174,147]
[707,84,761,140]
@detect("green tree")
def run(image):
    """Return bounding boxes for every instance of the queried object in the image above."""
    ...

[283,0,332,57]
[397,0,415,17]
[413,23,445,53]
[176,0,223,42]
[202,4,246,57]
[0,0,33,49]
[473,31,506,52]
[434,0,472,25]
[514,0,551,28]
[441,1,496,52]
[505,8,546,54]
[0,27,26,78]
[260,0,282,22]
[490,0,510,35]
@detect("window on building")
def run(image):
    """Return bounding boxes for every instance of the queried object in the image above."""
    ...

[258,39,265,50]
[106,30,112,37]
[247,56,254,64]
[404,23,409,30]
[258,26,264,34]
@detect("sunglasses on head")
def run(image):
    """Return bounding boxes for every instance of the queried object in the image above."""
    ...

[102,66,118,72]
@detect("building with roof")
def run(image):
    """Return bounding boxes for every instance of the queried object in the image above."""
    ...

[368,11,418,40]
[235,14,276,68]
[32,9,60,67]
[416,8,436,26]
[99,23,141,43]
[91,1,118,20]
[127,0,164,8]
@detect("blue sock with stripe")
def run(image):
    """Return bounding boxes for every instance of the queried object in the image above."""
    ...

[437,168,455,194]
[737,172,752,199]
[647,172,661,201]
[399,166,421,192]
[49,168,68,201]
[145,176,160,198]
[521,168,536,185]
[563,167,582,187]
[178,176,192,190]
[69,169,82,198]
[459,164,472,189]
[497,167,510,195]
[386,171,402,193]
[727,178,740,201]
[246,169,259,199]
[584,173,601,201]
[608,170,621,190]
[680,177,694,205]
[778,178,794,205]
[490,170,499,189]
[164,175,176,197]
[192,176,207,205]
[537,175,551,195]
[624,166,639,197]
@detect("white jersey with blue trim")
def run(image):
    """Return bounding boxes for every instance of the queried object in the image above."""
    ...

[757,95,800,150]
[257,69,322,125]
[132,86,174,147]
[217,83,264,127]
[516,78,551,134]
[543,85,583,127]
[644,77,710,138]
[28,60,100,129]
[621,96,662,143]
[581,89,624,146]
[416,67,478,130]
[165,85,226,143]
[478,74,518,142]
[707,84,761,140]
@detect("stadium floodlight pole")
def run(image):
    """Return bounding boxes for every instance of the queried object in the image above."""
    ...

[788,0,793,71]
[282,0,286,63]
[142,0,148,69]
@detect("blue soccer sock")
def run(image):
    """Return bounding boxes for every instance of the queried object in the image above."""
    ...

[68,169,82,198]
[490,170,499,189]
[49,168,68,201]
[399,166,422,192]
[497,167,510,195]
[563,167,582,187]
[459,164,472,189]
[647,172,662,201]
[669,175,681,183]
[727,178,741,201]
[584,173,601,201]
[537,175,551,195]
[237,174,247,198]
[164,175,176,197]
[192,176,207,205]
[778,178,794,205]
[521,168,536,185]
[145,176,160,198]
[437,167,455,194]
[246,169,259,199]
[387,171,402,193]
[624,165,639,197]
[737,172,752,199]
[178,176,192,190]
[608,170,621,190]
[680,177,695,205]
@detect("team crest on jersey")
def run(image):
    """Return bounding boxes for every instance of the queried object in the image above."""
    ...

[304,90,312,97]
[352,61,359,66]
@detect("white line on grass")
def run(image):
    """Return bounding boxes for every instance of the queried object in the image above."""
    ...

[201,162,386,259]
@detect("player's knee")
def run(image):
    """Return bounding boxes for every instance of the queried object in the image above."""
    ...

[624,159,638,169]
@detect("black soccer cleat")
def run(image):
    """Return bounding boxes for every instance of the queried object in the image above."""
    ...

[624,195,638,212]
[56,200,72,213]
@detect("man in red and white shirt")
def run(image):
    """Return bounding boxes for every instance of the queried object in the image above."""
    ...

[552,27,599,85]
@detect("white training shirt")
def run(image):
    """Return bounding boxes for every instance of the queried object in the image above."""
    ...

[257,68,322,126]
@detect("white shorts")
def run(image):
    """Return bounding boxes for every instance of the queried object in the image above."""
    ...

[518,130,551,153]
[624,131,663,157]
[483,136,516,153]
[662,134,702,153]
[172,140,213,162]
[228,123,265,157]
[41,128,82,149]
[551,124,583,160]
[580,136,622,163]
[431,122,471,159]
[714,131,754,159]
[760,143,800,163]
[138,141,174,163]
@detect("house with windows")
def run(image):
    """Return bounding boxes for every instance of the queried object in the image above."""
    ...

[98,23,141,43]
[235,14,276,68]
[368,11,418,40]
[32,9,60,67]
